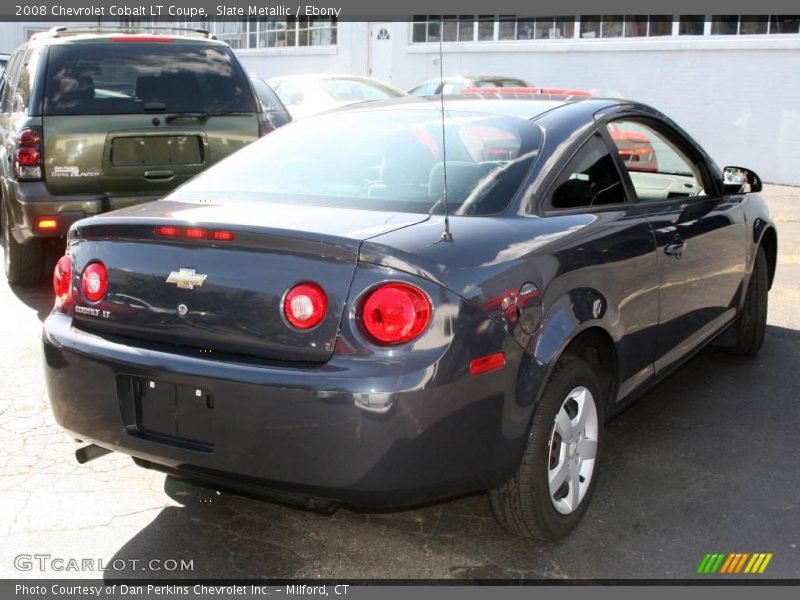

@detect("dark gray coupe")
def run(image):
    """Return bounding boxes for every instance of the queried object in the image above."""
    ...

[43,96,775,540]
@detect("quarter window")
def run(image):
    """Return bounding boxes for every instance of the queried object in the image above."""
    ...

[606,120,704,201]
[549,135,627,209]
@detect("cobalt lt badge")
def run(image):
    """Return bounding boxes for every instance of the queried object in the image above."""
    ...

[166,268,207,290]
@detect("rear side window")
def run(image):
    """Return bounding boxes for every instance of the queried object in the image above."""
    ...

[43,42,256,116]
[549,134,627,209]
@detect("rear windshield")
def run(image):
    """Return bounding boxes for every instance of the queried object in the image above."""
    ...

[318,79,403,102]
[168,109,543,216]
[474,79,529,88]
[43,42,256,115]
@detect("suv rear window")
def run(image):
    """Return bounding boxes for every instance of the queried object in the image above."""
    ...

[43,42,256,115]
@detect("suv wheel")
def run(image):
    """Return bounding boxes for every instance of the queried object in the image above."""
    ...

[489,356,603,540]
[2,199,45,286]
[726,246,768,356]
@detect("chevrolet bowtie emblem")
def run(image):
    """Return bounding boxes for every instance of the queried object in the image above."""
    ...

[166,268,207,290]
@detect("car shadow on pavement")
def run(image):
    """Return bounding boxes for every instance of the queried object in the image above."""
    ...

[10,282,53,322]
[98,324,800,580]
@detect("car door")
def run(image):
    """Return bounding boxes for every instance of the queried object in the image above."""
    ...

[541,132,661,404]
[603,117,748,374]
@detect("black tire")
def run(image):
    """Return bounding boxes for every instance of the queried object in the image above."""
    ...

[489,356,604,541]
[727,246,768,356]
[2,198,45,286]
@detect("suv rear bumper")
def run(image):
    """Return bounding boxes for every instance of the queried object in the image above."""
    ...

[5,180,161,243]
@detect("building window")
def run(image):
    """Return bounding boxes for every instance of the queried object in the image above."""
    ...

[710,15,774,35]
[410,15,800,43]
[581,15,671,38]
[711,15,739,35]
[412,15,574,42]
[119,18,337,49]
[679,15,705,35]
[770,15,800,33]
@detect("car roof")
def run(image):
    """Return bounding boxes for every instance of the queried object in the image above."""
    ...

[336,94,623,122]
[27,28,222,47]
[269,74,389,83]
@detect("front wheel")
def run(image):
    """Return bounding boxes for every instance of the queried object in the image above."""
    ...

[726,246,768,356]
[489,356,604,540]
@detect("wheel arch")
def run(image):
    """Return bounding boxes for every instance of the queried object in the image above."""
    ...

[757,226,777,290]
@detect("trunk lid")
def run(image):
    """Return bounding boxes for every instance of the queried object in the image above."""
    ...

[68,201,427,362]
[42,115,258,201]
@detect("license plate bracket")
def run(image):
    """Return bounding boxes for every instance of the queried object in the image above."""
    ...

[133,377,214,445]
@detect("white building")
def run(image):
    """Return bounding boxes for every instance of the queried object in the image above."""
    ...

[3,16,800,185]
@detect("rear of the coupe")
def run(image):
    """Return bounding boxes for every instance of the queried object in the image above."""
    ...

[42,210,526,509]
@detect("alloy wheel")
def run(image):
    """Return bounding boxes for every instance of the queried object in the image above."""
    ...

[547,386,599,515]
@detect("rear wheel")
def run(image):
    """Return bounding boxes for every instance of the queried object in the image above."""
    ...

[2,198,45,286]
[727,246,768,356]
[489,356,603,540]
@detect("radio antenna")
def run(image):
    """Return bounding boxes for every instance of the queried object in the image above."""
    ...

[437,21,453,242]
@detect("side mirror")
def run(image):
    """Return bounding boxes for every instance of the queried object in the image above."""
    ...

[722,166,762,194]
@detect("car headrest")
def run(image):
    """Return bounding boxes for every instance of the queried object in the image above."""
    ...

[380,142,437,186]
[552,178,595,208]
[428,162,485,203]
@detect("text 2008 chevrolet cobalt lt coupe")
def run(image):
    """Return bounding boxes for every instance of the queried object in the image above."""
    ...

[43,96,776,540]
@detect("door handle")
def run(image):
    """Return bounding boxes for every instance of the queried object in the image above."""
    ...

[664,237,686,260]
[144,169,175,180]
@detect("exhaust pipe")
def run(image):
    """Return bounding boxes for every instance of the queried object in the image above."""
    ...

[75,444,112,464]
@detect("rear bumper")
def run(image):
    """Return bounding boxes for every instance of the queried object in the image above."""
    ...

[6,180,161,243]
[43,311,532,508]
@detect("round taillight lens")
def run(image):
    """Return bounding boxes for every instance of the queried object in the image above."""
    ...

[81,262,108,302]
[361,283,432,345]
[19,129,42,147]
[17,147,41,166]
[53,255,73,303]
[283,282,327,329]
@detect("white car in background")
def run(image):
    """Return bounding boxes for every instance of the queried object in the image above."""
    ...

[267,74,407,119]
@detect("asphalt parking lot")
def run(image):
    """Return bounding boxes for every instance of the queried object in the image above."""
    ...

[1,185,798,581]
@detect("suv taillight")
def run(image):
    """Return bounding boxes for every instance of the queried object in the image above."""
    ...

[258,120,276,137]
[15,127,43,181]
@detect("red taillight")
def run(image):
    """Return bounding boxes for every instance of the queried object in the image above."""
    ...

[19,129,42,147]
[17,147,41,166]
[15,127,43,181]
[469,352,506,376]
[154,226,236,241]
[283,282,327,329]
[53,255,73,304]
[360,283,432,345]
[81,262,108,303]
[259,121,276,137]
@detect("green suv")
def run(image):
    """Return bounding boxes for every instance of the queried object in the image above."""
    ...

[0,27,270,285]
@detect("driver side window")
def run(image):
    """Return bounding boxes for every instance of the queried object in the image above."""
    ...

[606,120,704,201]
[549,134,627,210]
